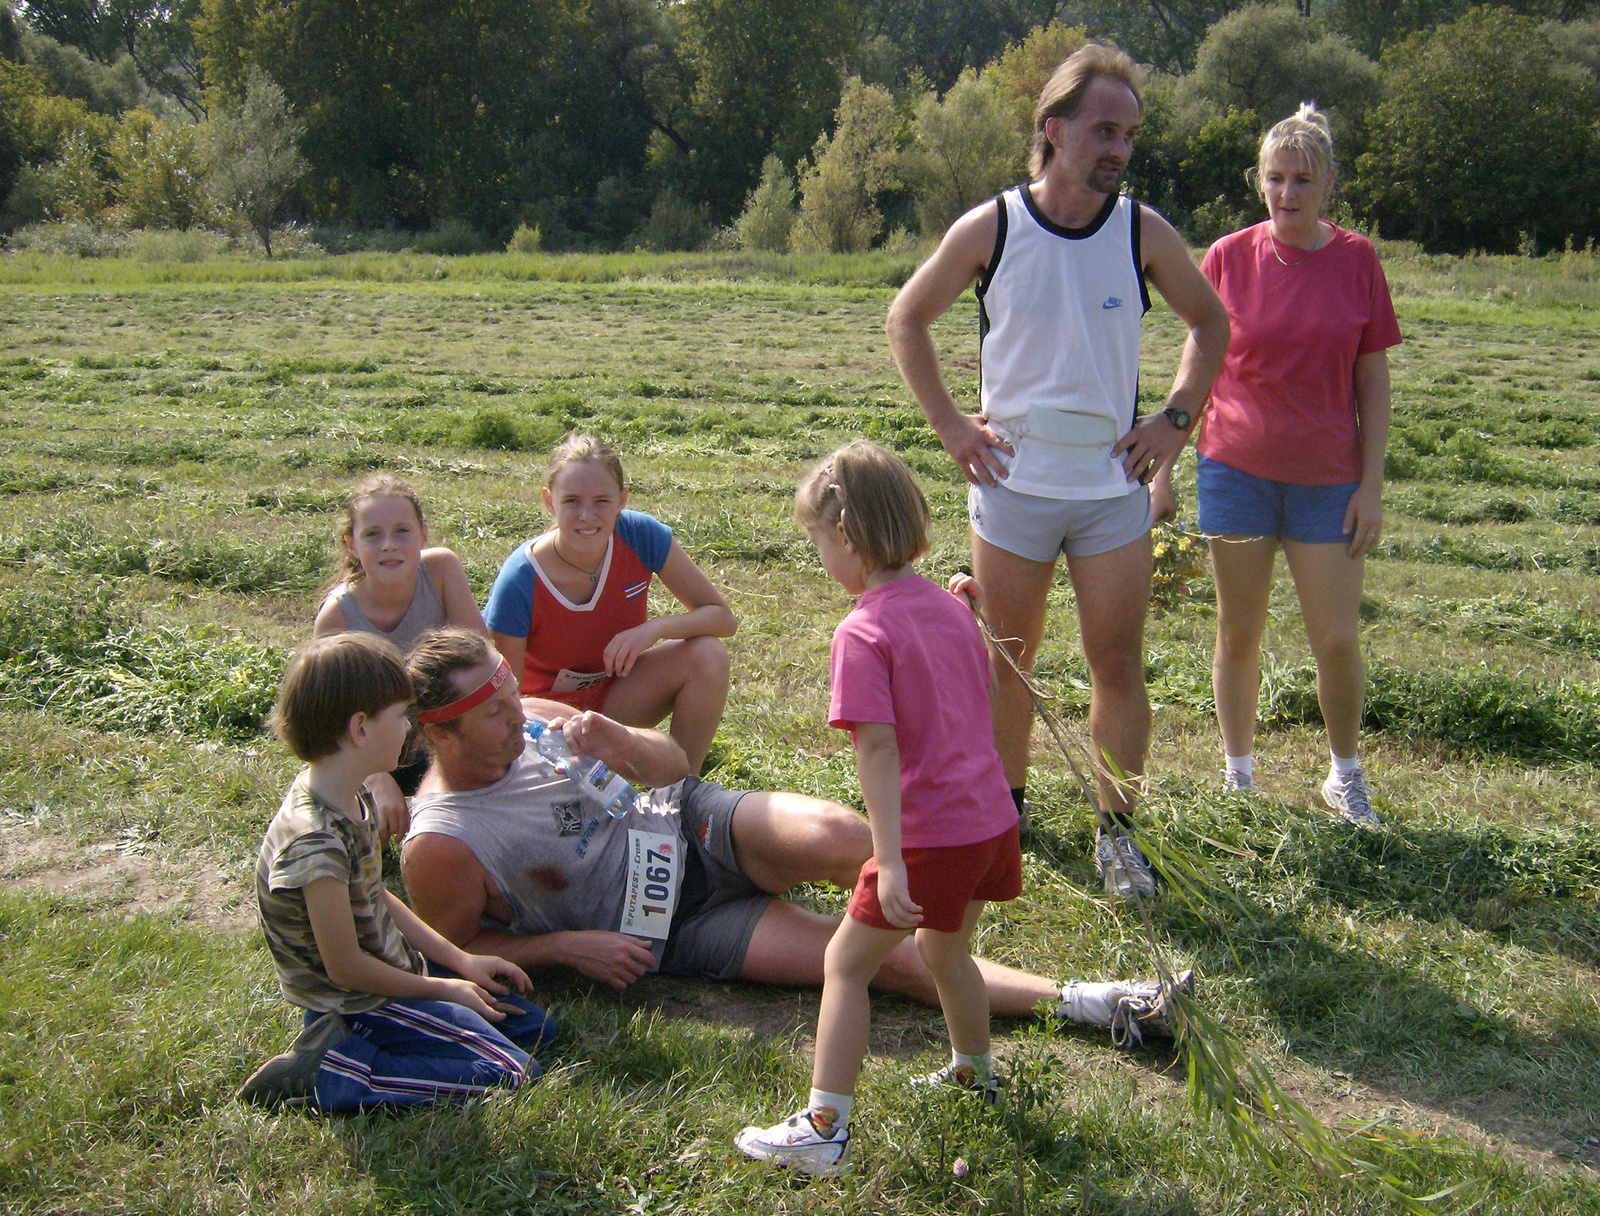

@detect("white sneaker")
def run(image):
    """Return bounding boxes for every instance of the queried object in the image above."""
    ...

[1322,770,1380,828]
[1221,769,1254,795]
[1094,828,1156,900]
[735,1111,851,1176]
[1058,969,1197,1049]
[912,1063,1001,1106]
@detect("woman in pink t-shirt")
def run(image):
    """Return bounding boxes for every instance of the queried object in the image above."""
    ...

[1183,104,1400,826]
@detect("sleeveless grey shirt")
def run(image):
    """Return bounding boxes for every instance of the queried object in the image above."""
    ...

[405,749,689,968]
[328,561,447,654]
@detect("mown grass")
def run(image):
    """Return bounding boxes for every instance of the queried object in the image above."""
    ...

[0,249,1597,1213]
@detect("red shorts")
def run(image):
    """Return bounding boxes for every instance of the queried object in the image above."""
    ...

[847,824,1022,933]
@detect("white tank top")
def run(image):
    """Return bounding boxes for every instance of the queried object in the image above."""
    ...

[977,186,1149,500]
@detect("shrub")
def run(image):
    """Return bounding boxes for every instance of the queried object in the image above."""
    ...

[5,220,131,256]
[506,222,542,254]
[733,155,797,253]
[632,191,710,252]
[413,218,485,255]
[902,70,1022,238]
[132,227,229,263]
[794,77,899,254]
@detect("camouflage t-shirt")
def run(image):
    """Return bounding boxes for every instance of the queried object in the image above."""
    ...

[254,771,424,1013]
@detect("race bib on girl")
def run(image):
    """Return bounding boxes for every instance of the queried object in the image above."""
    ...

[552,667,609,694]
[618,829,681,940]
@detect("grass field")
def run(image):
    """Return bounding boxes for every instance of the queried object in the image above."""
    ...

[1,243,1598,1214]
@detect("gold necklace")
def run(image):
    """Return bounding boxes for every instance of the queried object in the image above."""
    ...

[1270,222,1326,267]
[549,540,603,584]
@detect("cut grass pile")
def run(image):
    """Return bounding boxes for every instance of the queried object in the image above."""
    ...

[0,248,1598,1213]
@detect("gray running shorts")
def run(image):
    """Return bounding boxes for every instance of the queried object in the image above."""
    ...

[969,479,1152,561]
[658,778,772,981]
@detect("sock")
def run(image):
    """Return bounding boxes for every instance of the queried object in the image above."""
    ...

[951,1050,993,1083]
[806,1088,853,1137]
[1225,754,1253,779]
[1057,980,1120,1027]
[1331,752,1361,777]
[1010,787,1026,815]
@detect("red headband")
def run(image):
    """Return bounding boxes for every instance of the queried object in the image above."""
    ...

[417,658,513,724]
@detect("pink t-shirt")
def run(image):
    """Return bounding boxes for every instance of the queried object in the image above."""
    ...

[1196,223,1402,484]
[828,575,1016,849]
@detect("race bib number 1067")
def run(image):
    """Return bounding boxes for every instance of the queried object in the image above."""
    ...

[618,829,681,941]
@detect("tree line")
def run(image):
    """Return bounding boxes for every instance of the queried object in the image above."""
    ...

[2,0,1598,255]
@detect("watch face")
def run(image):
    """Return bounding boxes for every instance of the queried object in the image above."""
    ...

[1166,407,1190,430]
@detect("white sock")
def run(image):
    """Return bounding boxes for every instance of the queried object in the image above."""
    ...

[806,1088,852,1137]
[951,1050,993,1082]
[1331,752,1361,777]
[1225,753,1253,778]
[1057,980,1122,1027]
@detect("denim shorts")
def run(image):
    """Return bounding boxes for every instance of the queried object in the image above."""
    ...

[1195,453,1358,545]
[969,480,1152,561]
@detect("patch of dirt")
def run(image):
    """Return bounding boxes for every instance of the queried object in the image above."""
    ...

[1,822,256,933]
[7,823,1594,1180]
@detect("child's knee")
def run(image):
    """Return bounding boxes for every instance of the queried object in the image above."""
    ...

[683,635,730,681]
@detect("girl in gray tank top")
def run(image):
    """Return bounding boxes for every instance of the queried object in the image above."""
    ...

[312,475,489,652]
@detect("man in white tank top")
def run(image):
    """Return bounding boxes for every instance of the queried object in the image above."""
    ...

[886,44,1230,898]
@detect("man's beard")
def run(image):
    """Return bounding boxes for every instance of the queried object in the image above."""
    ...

[1086,160,1126,194]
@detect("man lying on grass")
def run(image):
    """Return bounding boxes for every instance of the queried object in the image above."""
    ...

[240,632,555,1112]
[399,628,1188,1041]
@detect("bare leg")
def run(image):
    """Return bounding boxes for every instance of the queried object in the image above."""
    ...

[915,901,990,1056]
[727,791,870,893]
[601,636,730,772]
[1208,536,1278,759]
[1064,533,1153,819]
[812,917,910,1095]
[1282,540,1366,759]
[737,900,1058,1018]
[970,533,1057,788]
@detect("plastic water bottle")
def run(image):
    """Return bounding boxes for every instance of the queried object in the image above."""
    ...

[524,720,638,819]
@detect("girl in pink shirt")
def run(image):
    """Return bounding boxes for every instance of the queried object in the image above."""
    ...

[1184,104,1400,825]
[735,440,1021,1176]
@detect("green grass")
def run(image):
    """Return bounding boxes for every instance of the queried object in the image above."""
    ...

[1,247,1598,1212]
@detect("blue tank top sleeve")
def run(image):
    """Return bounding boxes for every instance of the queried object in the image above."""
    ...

[614,511,673,572]
[483,544,539,638]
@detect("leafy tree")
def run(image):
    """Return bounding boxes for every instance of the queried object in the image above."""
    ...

[1175,4,1378,136]
[980,20,1087,143]
[1066,0,1237,72]
[676,0,864,221]
[18,0,201,113]
[19,25,143,112]
[1175,106,1262,242]
[902,68,1022,235]
[857,0,1075,91]
[1352,7,1600,252]
[110,107,205,226]
[794,76,899,252]
[0,54,43,209]
[733,153,797,251]
[2,3,22,59]
[201,68,304,255]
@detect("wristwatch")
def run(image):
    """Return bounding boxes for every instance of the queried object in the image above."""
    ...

[1162,405,1191,431]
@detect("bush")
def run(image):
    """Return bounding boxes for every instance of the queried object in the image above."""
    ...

[632,191,710,252]
[131,227,229,262]
[506,222,542,254]
[733,155,797,253]
[794,77,899,254]
[110,111,210,231]
[5,220,131,256]
[413,218,485,255]
[902,70,1022,238]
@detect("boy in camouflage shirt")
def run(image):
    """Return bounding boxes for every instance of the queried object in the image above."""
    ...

[239,632,555,1111]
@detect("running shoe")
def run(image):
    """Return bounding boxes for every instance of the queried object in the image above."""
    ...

[1322,770,1381,829]
[1094,827,1156,899]
[1221,769,1255,795]
[912,1062,1002,1105]
[237,1012,350,1108]
[735,1111,851,1176]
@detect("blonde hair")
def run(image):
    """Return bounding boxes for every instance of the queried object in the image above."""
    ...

[795,440,930,572]
[1030,43,1144,178]
[334,474,425,589]
[544,431,625,495]
[268,632,413,762]
[1254,102,1335,192]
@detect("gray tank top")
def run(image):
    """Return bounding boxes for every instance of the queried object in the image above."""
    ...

[329,562,447,654]
[405,749,688,967]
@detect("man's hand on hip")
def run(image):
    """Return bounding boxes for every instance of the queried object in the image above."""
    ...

[937,412,1015,487]
[1112,412,1187,485]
